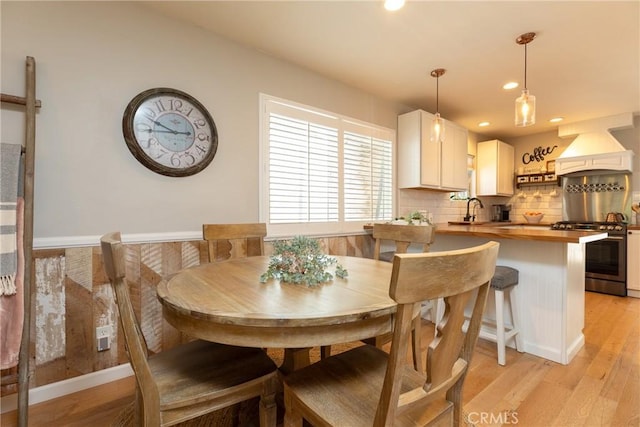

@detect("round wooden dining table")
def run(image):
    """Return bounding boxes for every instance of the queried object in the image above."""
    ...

[157,255,396,373]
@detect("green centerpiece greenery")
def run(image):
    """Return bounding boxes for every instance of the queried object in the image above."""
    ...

[260,236,348,286]
[393,211,432,225]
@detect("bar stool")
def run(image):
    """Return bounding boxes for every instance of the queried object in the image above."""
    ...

[481,266,523,365]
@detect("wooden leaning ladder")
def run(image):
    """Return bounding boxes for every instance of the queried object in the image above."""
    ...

[1,56,41,427]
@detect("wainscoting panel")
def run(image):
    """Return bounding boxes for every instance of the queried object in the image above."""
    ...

[0,234,373,396]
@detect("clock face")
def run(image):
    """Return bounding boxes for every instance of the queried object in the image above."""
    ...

[122,88,218,177]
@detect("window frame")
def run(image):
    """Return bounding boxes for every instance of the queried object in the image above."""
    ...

[259,93,396,238]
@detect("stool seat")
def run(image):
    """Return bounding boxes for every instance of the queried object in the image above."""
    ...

[491,266,519,290]
[378,251,395,262]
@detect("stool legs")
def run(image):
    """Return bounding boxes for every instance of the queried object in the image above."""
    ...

[495,289,507,365]
[495,287,522,366]
[509,286,524,352]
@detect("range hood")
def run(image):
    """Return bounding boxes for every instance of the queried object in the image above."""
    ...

[555,113,634,176]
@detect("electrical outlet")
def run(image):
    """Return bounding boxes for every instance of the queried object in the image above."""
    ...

[96,325,112,352]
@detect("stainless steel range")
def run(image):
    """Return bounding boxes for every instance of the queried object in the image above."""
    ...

[552,221,627,296]
[551,170,632,297]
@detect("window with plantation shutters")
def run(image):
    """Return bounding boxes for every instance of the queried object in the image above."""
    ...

[261,95,395,237]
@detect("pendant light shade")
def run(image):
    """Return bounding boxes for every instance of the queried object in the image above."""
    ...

[515,32,536,127]
[515,89,536,127]
[430,68,446,143]
[432,112,445,144]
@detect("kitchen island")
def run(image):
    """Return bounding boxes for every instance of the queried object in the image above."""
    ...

[430,223,607,365]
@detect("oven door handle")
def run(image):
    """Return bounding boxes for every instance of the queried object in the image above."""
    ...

[603,236,625,241]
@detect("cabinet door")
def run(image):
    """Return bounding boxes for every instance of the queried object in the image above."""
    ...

[628,231,640,294]
[497,142,515,195]
[397,110,422,189]
[440,121,468,191]
[419,111,441,187]
[477,140,514,196]
[476,140,498,195]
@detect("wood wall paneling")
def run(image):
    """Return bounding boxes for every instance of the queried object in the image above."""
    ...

[0,234,374,396]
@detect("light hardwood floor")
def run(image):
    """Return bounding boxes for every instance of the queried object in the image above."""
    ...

[2,291,638,427]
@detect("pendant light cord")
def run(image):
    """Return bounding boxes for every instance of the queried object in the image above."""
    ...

[436,76,439,112]
[524,43,528,90]
[430,68,445,115]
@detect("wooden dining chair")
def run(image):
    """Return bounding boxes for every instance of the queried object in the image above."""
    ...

[100,232,278,427]
[283,241,499,427]
[323,223,436,371]
[203,223,267,262]
[368,223,437,372]
[372,223,435,263]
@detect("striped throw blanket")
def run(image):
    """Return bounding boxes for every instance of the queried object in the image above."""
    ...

[1,143,22,295]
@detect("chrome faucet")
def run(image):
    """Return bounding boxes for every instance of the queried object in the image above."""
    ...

[464,197,484,222]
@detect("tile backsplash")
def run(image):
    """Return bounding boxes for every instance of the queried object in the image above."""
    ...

[398,185,563,225]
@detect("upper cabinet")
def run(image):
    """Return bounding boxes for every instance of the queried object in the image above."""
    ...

[476,139,515,196]
[397,109,468,191]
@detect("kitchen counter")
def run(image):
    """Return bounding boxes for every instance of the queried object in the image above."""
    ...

[425,223,607,365]
[436,222,608,244]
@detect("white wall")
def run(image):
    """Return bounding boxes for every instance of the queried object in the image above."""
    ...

[1,2,408,242]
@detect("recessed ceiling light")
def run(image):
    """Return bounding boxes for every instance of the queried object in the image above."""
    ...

[549,117,564,123]
[478,121,490,127]
[384,0,405,11]
[503,82,519,90]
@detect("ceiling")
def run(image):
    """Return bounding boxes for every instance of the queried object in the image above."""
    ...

[143,1,639,140]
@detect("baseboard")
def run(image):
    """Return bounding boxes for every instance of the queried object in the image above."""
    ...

[0,363,133,414]
[627,289,640,298]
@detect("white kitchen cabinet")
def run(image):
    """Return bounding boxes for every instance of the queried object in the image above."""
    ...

[397,109,467,191]
[627,229,640,298]
[476,139,515,196]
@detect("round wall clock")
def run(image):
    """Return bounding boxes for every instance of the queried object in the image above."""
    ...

[122,88,218,177]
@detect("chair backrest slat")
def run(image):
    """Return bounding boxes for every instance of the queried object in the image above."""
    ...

[203,223,267,262]
[372,223,435,260]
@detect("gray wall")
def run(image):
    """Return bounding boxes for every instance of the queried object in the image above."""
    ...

[1,1,408,243]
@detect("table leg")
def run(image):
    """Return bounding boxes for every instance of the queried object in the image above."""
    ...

[280,348,311,375]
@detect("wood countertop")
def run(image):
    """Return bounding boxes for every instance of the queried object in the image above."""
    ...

[364,222,608,243]
[433,223,607,244]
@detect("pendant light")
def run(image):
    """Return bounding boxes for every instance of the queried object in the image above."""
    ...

[430,68,446,143]
[515,32,536,127]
